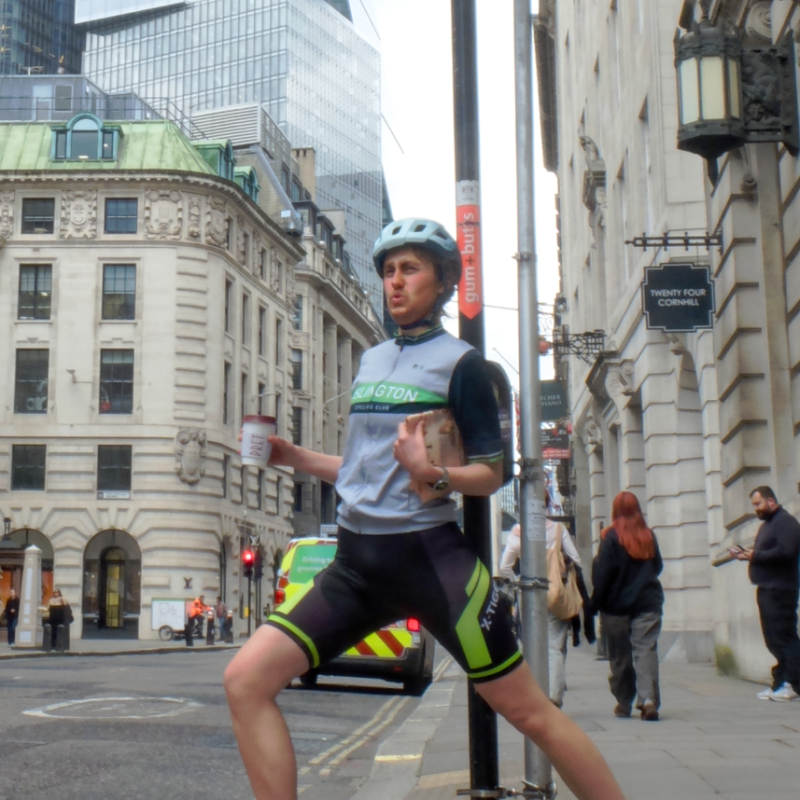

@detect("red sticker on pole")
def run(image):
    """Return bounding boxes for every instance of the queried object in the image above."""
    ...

[456,180,483,320]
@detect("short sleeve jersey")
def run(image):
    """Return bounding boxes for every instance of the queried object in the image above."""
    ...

[335,326,503,534]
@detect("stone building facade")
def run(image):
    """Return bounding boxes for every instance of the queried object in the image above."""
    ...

[0,109,382,641]
[536,0,800,680]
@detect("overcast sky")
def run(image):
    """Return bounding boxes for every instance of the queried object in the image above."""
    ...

[349,0,559,388]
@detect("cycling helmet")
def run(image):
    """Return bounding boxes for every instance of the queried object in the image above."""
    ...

[372,218,462,282]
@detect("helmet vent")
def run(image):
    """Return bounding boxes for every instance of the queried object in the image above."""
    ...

[414,223,427,232]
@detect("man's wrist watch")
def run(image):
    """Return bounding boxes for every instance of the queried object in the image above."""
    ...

[430,466,450,493]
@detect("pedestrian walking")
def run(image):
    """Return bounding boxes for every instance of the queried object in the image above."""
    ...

[215,596,228,641]
[224,218,625,800]
[590,491,664,721]
[731,486,800,702]
[3,589,19,647]
[189,595,207,638]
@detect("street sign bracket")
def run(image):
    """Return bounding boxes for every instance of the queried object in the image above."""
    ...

[625,231,723,253]
[551,328,605,365]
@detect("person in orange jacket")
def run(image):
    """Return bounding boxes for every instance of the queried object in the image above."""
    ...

[189,595,208,638]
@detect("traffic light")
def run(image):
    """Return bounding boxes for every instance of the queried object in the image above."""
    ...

[242,549,255,579]
[254,550,264,581]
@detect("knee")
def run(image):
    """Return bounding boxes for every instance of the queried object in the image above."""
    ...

[501,702,555,743]
[224,651,280,709]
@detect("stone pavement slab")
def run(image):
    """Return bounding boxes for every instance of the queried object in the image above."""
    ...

[406,644,800,800]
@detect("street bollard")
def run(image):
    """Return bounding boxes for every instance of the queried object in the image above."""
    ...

[185,622,194,647]
[206,611,215,646]
[224,611,234,644]
[42,623,52,652]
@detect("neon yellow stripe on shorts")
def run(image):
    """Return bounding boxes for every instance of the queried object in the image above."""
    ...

[455,559,493,670]
[468,651,523,681]
[267,615,321,669]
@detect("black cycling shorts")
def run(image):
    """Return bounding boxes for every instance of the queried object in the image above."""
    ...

[266,522,523,683]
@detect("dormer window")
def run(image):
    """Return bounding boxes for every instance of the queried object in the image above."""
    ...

[53,114,118,161]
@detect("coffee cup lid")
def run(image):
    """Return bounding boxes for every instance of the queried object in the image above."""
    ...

[243,415,277,424]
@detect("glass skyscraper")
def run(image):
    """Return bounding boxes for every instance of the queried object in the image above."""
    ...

[81,0,383,311]
[0,0,84,75]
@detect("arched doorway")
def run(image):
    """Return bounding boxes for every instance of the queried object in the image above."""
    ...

[1,529,54,625]
[82,530,141,639]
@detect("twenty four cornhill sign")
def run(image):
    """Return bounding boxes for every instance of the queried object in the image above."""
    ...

[641,263,715,333]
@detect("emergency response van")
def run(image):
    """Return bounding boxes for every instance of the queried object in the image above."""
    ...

[274,531,435,695]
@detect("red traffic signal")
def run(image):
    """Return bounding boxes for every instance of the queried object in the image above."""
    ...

[242,549,255,578]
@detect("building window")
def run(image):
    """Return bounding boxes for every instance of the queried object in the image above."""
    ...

[242,293,250,342]
[275,318,283,365]
[291,180,302,202]
[281,165,290,192]
[290,350,303,390]
[257,382,266,415]
[291,406,303,446]
[258,307,266,356]
[14,349,48,414]
[242,231,250,266]
[21,198,55,234]
[223,362,232,425]
[276,475,282,517]
[292,295,303,331]
[11,444,46,490]
[225,218,232,251]
[18,265,52,320]
[102,265,136,320]
[222,453,229,498]
[275,392,282,436]
[97,445,132,492]
[257,468,264,510]
[224,279,233,333]
[241,372,248,424]
[53,114,117,161]
[293,482,303,513]
[260,248,267,281]
[105,199,138,234]
[100,350,134,414]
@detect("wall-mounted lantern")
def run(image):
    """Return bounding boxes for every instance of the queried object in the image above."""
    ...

[674,0,798,161]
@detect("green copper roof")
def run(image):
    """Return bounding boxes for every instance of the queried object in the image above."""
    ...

[0,121,218,175]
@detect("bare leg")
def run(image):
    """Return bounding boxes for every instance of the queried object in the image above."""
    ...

[224,624,310,799]
[476,662,625,800]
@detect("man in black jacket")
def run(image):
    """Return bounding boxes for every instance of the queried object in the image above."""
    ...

[733,487,800,702]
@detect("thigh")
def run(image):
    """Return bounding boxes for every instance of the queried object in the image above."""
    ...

[631,611,661,651]
[603,614,632,658]
[266,558,398,671]
[390,524,523,684]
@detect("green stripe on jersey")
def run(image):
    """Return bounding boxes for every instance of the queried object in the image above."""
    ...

[351,381,446,406]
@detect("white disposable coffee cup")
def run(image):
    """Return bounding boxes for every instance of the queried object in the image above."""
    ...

[241,415,278,467]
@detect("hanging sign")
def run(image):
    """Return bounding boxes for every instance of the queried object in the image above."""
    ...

[541,427,571,461]
[641,262,715,332]
[540,380,568,422]
[456,180,483,320]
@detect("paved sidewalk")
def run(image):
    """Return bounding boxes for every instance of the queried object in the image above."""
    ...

[366,645,800,800]
[0,637,239,659]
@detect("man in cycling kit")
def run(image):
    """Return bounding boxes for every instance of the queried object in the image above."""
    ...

[224,218,624,800]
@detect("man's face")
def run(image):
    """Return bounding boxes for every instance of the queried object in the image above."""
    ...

[751,492,777,520]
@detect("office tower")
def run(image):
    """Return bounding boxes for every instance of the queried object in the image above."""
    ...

[0,0,84,75]
[80,0,384,312]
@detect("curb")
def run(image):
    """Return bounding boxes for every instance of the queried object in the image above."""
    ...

[0,644,240,660]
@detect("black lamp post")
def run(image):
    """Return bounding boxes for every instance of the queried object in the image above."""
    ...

[674,2,744,159]
[0,517,16,552]
[675,0,799,162]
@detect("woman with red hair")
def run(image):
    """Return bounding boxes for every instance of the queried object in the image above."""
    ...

[590,491,664,721]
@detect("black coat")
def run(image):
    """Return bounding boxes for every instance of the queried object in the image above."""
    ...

[590,528,664,617]
[748,507,800,592]
[3,597,19,621]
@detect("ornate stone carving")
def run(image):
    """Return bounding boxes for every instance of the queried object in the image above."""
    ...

[61,190,97,239]
[745,2,772,43]
[206,198,228,247]
[0,191,14,241]
[187,195,202,240]
[237,215,247,263]
[580,135,607,213]
[585,407,603,453]
[145,190,182,239]
[666,332,687,355]
[605,360,635,409]
[174,428,208,484]
[270,248,281,293]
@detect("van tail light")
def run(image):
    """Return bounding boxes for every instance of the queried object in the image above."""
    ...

[275,588,286,605]
[407,618,421,632]
[277,576,289,589]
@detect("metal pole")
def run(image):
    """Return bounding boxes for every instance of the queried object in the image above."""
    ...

[452,0,500,794]
[514,0,553,796]
[247,574,252,638]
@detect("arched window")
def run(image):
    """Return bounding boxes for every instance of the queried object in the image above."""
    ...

[53,114,118,162]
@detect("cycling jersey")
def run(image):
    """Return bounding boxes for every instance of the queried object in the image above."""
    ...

[336,326,503,534]
[267,523,522,683]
